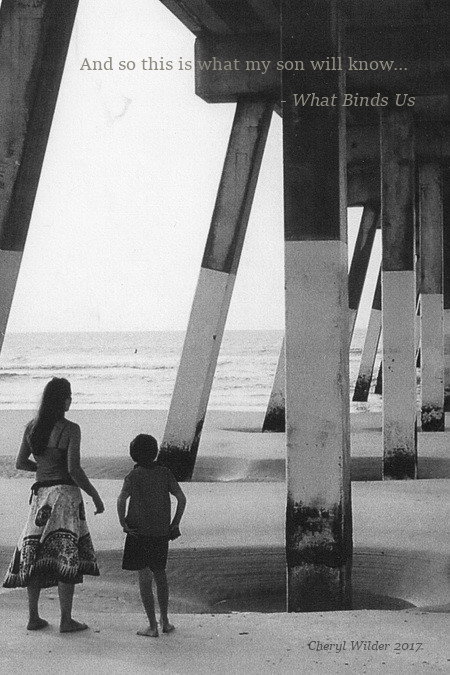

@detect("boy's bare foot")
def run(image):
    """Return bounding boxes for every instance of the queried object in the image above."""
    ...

[161,622,175,634]
[137,626,159,638]
[60,619,89,633]
[27,618,49,631]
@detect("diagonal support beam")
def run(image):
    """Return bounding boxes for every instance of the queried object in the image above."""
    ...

[348,205,379,338]
[262,337,285,432]
[353,269,382,402]
[0,0,79,350]
[159,98,274,480]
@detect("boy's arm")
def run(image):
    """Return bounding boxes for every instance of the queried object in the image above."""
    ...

[170,485,187,530]
[117,484,133,533]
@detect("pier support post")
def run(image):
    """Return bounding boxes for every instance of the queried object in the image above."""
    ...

[444,170,450,412]
[419,163,444,431]
[160,99,274,480]
[282,0,352,612]
[0,0,79,349]
[381,110,417,479]
[353,270,382,402]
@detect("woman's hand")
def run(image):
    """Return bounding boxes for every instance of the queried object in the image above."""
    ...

[93,494,105,515]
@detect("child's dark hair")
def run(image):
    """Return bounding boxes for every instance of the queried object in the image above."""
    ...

[130,434,158,467]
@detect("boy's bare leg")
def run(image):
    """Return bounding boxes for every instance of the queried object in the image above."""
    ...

[153,569,174,633]
[58,582,88,633]
[137,568,159,637]
[27,577,48,630]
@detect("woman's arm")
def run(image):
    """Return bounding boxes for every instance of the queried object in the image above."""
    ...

[67,423,104,514]
[15,428,37,472]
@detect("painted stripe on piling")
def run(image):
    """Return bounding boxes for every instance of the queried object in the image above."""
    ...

[444,310,450,411]
[382,270,417,479]
[421,294,444,430]
[285,240,350,504]
[163,267,235,447]
[0,250,22,350]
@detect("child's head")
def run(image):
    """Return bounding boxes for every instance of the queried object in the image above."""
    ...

[130,434,158,467]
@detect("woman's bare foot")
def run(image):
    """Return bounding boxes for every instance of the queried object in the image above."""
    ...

[27,618,49,631]
[161,622,175,634]
[137,626,159,638]
[59,619,89,633]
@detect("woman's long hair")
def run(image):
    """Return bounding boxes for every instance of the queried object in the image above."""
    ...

[28,378,71,455]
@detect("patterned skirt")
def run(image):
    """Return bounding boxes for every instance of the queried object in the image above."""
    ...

[2,484,100,589]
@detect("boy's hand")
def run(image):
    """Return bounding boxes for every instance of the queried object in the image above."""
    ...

[169,525,181,540]
[123,524,138,537]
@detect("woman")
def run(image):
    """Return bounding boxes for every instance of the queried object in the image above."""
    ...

[2,377,104,633]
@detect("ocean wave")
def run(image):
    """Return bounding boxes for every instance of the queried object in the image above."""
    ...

[0,362,176,374]
[0,329,383,411]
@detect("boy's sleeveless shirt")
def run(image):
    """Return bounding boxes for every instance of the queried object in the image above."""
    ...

[124,464,179,537]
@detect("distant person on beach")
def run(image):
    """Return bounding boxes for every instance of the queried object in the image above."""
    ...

[117,434,186,637]
[2,377,104,633]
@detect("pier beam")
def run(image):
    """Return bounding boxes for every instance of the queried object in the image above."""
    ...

[419,163,444,431]
[0,0,79,347]
[159,99,273,480]
[353,270,382,402]
[381,110,417,479]
[282,0,352,612]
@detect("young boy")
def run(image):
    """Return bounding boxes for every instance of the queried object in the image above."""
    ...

[117,434,186,637]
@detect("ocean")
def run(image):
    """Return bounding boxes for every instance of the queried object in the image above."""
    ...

[0,330,381,412]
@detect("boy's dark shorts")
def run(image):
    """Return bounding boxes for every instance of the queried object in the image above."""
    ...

[122,533,169,572]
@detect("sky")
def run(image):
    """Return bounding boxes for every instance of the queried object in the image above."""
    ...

[6,0,379,333]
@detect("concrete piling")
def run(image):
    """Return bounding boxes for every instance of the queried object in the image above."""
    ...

[419,163,445,431]
[282,0,352,611]
[159,99,274,480]
[380,110,417,479]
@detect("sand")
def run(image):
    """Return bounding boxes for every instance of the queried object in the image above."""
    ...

[1,409,450,672]
[1,408,450,480]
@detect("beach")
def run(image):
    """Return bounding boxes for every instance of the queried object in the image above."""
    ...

[1,408,450,481]
[1,408,450,672]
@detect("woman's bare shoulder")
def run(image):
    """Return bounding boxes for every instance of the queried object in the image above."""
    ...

[64,419,81,434]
